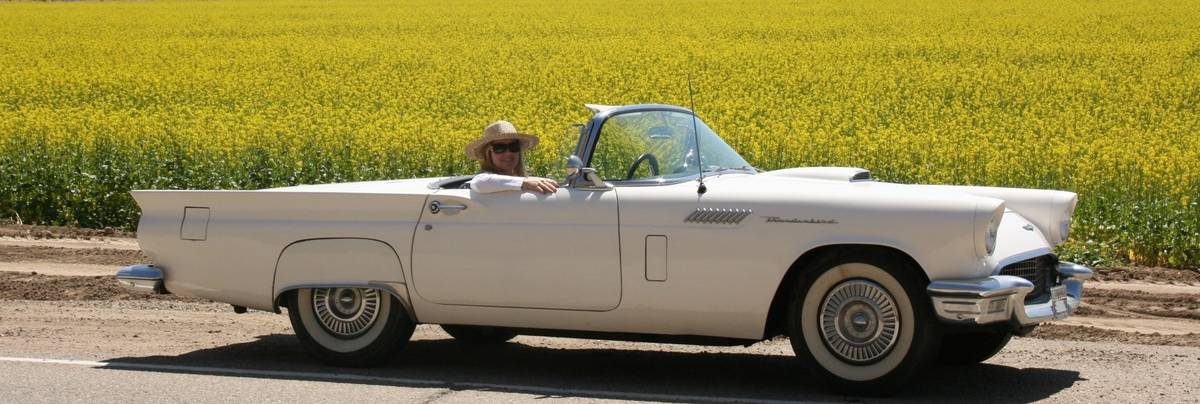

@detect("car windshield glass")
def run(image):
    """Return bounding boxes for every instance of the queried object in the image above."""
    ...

[591,110,753,181]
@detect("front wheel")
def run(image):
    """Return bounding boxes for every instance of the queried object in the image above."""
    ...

[787,251,941,396]
[287,287,415,367]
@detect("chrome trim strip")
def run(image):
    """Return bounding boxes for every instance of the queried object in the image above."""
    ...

[926,262,1092,326]
[684,208,752,225]
[115,264,166,294]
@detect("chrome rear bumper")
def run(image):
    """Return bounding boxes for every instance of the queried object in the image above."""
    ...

[927,262,1092,326]
[115,264,167,294]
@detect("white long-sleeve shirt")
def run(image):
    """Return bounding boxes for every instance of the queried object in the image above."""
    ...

[468,172,525,193]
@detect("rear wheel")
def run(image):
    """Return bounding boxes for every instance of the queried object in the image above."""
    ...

[787,251,941,396]
[287,287,415,367]
[937,331,1012,365]
[441,325,518,344]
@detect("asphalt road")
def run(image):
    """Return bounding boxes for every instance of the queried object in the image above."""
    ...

[2,306,1198,403]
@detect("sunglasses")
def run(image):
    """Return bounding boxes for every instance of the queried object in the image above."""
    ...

[490,141,522,154]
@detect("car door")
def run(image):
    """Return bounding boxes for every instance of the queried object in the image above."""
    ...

[584,107,772,337]
[584,109,725,316]
[410,186,621,311]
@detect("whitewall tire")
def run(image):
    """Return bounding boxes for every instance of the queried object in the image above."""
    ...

[788,251,941,396]
[287,287,415,367]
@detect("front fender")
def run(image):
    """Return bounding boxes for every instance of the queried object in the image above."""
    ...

[987,210,1055,273]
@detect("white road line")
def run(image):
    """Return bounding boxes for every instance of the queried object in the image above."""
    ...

[0,356,810,403]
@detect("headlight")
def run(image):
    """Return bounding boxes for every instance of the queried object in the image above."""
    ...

[975,201,1005,258]
[985,209,1002,256]
[1050,193,1079,245]
[1059,198,1077,242]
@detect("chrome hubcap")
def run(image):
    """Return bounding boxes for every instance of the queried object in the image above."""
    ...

[313,288,381,338]
[819,279,900,364]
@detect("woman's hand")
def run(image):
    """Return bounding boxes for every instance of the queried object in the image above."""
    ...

[521,177,559,194]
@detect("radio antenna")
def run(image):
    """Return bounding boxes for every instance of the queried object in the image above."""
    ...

[688,70,707,195]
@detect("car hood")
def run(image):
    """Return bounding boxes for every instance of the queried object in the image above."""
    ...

[718,167,1078,248]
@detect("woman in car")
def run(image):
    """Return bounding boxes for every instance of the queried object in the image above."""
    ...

[465,120,558,194]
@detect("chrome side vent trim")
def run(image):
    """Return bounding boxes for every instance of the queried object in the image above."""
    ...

[850,171,872,182]
[684,208,752,225]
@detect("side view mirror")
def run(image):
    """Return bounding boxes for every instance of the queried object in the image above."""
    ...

[566,154,583,177]
[564,155,610,190]
[579,168,607,188]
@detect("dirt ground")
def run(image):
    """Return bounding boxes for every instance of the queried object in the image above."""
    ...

[0,223,135,240]
[1,222,1199,348]
[0,244,147,266]
[1092,265,1200,283]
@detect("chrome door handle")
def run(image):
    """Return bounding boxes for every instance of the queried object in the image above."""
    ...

[429,200,467,214]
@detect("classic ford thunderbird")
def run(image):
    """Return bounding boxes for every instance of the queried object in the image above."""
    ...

[118,103,1092,394]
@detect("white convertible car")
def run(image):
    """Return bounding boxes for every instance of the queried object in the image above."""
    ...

[118,104,1092,394]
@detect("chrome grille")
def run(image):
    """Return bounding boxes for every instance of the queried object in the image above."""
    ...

[1001,260,1040,281]
[999,255,1058,302]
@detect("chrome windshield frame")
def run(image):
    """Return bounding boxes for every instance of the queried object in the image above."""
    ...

[578,104,695,170]
[577,104,750,187]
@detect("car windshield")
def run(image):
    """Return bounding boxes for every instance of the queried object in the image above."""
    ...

[590,110,754,182]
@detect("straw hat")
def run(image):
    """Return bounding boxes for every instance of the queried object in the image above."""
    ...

[465,120,540,161]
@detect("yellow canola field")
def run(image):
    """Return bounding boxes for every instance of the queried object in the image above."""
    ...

[0,0,1197,267]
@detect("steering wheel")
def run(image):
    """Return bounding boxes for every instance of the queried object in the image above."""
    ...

[625,153,660,180]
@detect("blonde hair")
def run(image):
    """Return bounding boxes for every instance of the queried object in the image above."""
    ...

[479,143,527,177]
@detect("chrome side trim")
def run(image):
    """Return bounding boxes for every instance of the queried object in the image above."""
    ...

[684,208,753,225]
[926,262,1093,326]
[115,264,166,294]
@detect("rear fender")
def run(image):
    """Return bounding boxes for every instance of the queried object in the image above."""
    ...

[271,238,415,320]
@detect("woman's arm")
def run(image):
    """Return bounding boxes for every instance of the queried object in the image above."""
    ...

[469,173,559,194]
[469,172,525,193]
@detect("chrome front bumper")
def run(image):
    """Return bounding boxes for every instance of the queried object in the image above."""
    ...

[926,262,1093,326]
[116,264,167,294]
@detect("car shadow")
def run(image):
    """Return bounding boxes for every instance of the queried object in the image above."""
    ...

[101,333,1082,402]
